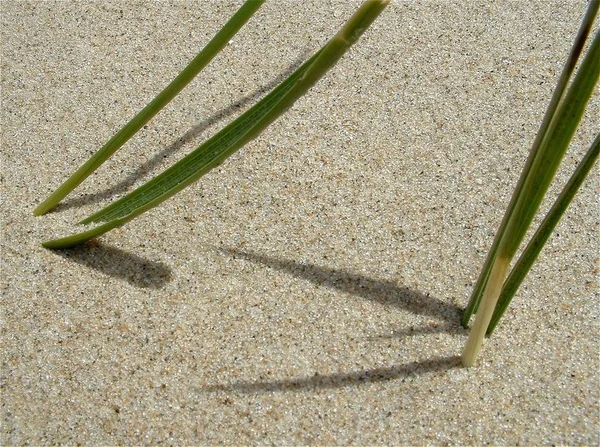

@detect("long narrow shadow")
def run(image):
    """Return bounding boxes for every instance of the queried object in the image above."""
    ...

[55,242,172,289]
[201,355,461,393]
[368,322,461,340]
[221,248,462,322]
[55,51,311,213]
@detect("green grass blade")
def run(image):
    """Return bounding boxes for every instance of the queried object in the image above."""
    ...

[42,0,390,249]
[499,30,599,260]
[461,0,599,327]
[33,0,265,217]
[462,30,599,366]
[81,50,323,225]
[42,51,322,249]
[486,132,600,335]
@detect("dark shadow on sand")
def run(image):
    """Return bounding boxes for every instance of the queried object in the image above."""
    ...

[55,242,172,289]
[201,355,462,393]
[221,247,462,322]
[201,248,465,393]
[370,322,460,339]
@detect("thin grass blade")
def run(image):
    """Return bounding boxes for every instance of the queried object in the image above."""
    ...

[33,0,265,216]
[486,132,600,335]
[461,0,599,327]
[42,0,390,249]
[462,29,600,366]
[499,30,599,260]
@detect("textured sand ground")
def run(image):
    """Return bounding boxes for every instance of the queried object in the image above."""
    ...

[1,1,598,445]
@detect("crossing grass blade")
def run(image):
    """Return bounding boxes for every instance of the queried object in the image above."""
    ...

[33,0,265,217]
[42,0,390,249]
[461,24,600,366]
[461,0,600,328]
[486,132,599,336]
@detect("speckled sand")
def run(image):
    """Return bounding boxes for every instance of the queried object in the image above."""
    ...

[1,1,598,445]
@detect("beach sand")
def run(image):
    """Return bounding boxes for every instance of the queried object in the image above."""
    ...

[1,1,598,444]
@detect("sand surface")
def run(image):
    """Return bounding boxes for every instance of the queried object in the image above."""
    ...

[1,1,598,444]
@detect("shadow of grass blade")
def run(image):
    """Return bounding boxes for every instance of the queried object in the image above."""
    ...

[42,0,390,249]
[486,132,600,336]
[461,0,600,327]
[33,0,265,217]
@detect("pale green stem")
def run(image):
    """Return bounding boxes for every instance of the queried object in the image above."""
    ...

[462,257,510,367]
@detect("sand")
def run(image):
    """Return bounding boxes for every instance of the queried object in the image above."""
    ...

[1,1,598,444]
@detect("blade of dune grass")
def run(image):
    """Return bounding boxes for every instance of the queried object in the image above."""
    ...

[462,28,600,367]
[33,0,265,217]
[42,0,390,249]
[461,0,599,328]
[486,132,600,336]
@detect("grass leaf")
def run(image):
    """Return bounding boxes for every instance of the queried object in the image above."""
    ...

[42,0,390,249]
[487,132,599,335]
[33,0,265,216]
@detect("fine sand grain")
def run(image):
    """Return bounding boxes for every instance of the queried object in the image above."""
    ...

[1,1,598,445]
